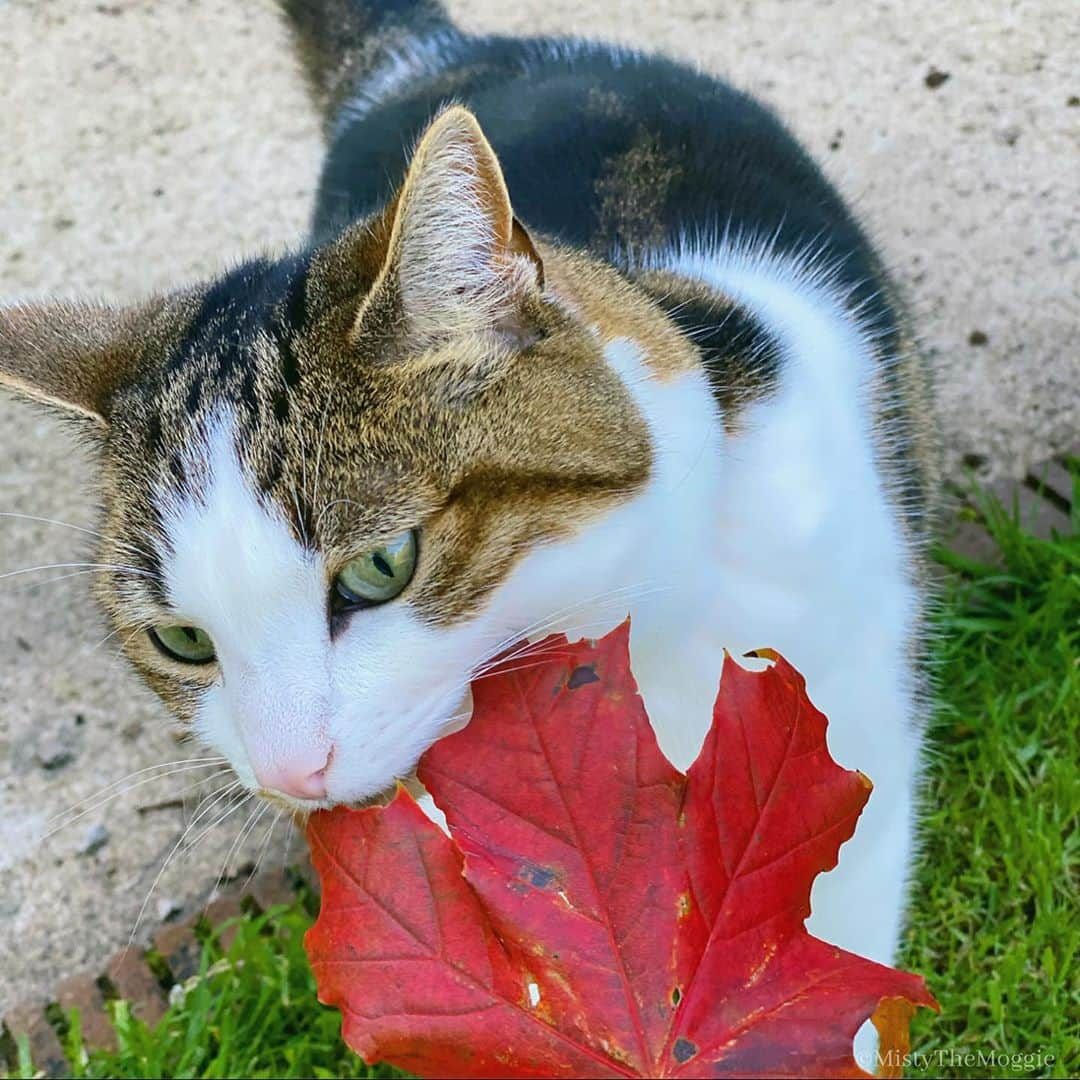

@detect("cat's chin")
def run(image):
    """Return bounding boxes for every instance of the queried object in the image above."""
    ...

[256,777,413,822]
[254,788,336,820]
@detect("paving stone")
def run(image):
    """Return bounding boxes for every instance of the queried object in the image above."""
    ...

[2,0,1078,1024]
[106,948,167,1028]
[204,892,245,949]
[55,973,116,1053]
[1030,458,1075,508]
[248,868,296,912]
[3,1001,67,1077]
[153,920,202,984]
[994,479,1072,540]
[34,738,74,771]
[76,822,110,857]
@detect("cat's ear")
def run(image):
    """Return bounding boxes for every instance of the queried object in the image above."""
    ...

[0,300,159,428]
[360,105,544,348]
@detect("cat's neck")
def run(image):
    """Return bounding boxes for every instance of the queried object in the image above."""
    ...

[540,244,702,381]
[512,238,915,778]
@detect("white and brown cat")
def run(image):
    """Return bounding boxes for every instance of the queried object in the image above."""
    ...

[0,0,938,1033]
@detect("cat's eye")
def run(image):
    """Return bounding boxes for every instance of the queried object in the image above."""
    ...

[149,624,217,665]
[333,529,417,611]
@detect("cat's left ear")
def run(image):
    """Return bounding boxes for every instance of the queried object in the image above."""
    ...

[0,300,160,428]
[359,105,544,349]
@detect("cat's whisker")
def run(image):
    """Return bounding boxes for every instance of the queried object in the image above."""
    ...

[471,582,669,678]
[0,561,154,583]
[471,617,632,679]
[101,623,157,663]
[2,569,111,595]
[137,768,235,813]
[241,807,284,894]
[310,396,333,533]
[504,580,666,646]
[209,800,270,908]
[0,511,156,564]
[180,788,253,860]
[83,620,144,657]
[126,778,244,947]
[297,414,312,540]
[471,655,579,683]
[6,569,158,598]
[289,483,309,548]
[280,814,295,872]
[46,755,227,820]
[44,759,230,838]
[476,635,579,675]
[313,496,366,534]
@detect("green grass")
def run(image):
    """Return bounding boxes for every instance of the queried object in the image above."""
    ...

[901,477,1079,1078]
[50,903,385,1080]
[9,476,1078,1079]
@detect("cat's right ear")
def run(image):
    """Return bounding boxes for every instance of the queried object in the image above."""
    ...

[0,300,160,428]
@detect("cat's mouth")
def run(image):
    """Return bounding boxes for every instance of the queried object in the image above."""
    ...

[260,775,415,824]
[248,694,474,819]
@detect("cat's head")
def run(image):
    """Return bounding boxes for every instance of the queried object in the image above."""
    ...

[0,107,657,809]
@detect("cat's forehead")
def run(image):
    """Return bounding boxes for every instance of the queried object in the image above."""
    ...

[104,249,516,555]
[102,254,404,551]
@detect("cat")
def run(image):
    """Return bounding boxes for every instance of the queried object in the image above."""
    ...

[0,0,938,1013]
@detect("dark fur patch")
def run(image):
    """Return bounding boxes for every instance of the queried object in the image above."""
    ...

[279,0,453,124]
[634,270,783,430]
[314,36,889,323]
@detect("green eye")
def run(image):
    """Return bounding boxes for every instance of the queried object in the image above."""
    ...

[334,529,417,610]
[149,624,216,664]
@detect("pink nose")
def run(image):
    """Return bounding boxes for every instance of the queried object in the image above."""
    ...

[254,746,333,801]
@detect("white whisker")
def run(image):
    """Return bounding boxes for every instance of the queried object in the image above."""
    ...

[4,569,109,595]
[180,788,252,859]
[210,800,269,907]
[0,511,156,563]
[45,758,230,836]
[280,815,295,872]
[471,581,669,679]
[126,778,243,947]
[0,561,154,583]
[139,768,234,812]
[314,497,365,533]
[310,397,333,534]
[241,808,284,894]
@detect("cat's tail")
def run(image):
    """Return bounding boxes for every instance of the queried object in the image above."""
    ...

[278,0,454,128]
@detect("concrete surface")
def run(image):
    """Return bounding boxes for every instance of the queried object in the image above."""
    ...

[0,0,1076,1014]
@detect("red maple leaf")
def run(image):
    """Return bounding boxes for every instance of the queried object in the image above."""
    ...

[305,623,936,1078]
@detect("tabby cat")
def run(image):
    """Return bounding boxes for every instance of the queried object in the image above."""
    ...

[0,0,937,1018]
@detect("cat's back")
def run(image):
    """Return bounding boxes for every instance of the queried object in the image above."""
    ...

[313,28,876,296]
[295,5,938,526]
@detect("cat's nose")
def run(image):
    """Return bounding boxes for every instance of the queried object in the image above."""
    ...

[254,745,333,801]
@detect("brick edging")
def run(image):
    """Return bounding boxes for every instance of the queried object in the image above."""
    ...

[945,453,1075,561]
[1,858,316,1077]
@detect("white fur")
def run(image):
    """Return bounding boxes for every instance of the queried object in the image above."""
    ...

[161,421,476,806]
[161,422,331,793]
[649,239,922,980]
[334,34,635,140]
[163,241,919,1074]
